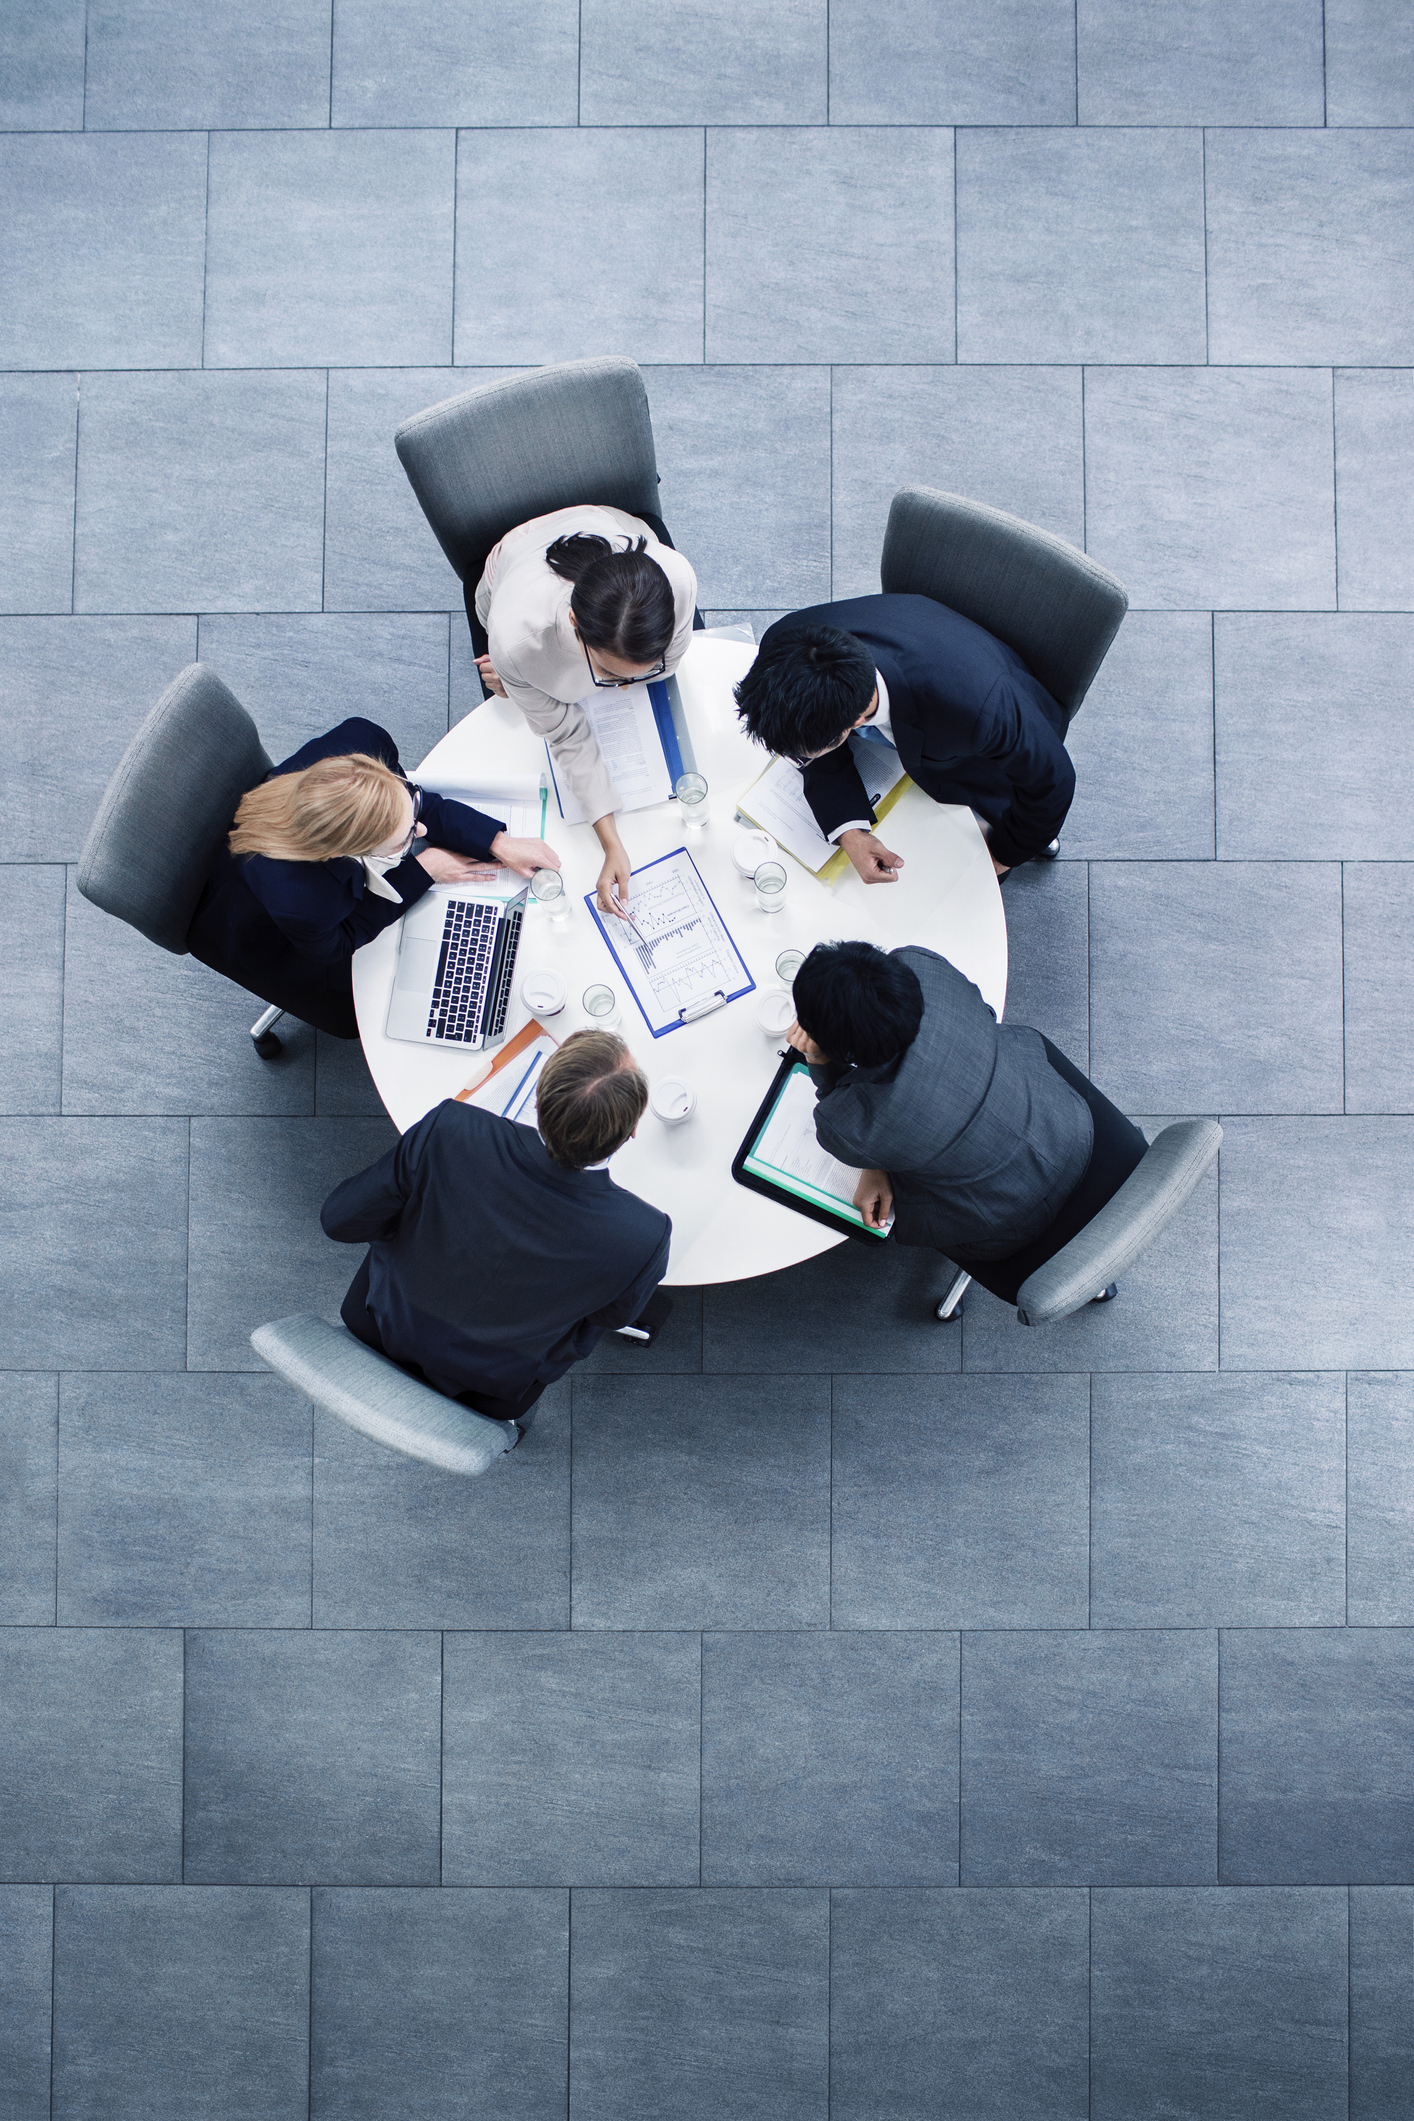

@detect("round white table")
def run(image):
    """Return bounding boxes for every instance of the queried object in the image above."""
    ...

[353,634,1008,1286]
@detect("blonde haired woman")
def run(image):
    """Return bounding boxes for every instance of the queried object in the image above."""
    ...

[188,716,557,1040]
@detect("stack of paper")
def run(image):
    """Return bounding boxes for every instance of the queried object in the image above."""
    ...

[547,684,670,822]
[737,733,910,880]
[457,1017,559,1122]
[426,773,548,840]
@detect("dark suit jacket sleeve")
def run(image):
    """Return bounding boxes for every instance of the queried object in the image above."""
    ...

[242,848,433,965]
[811,1088,872,1171]
[966,678,1075,869]
[800,743,875,840]
[582,1221,672,1333]
[320,1110,435,1243]
[417,790,505,861]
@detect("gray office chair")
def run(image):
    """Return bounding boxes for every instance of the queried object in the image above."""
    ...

[880,485,1129,856]
[76,662,288,1058]
[395,355,696,670]
[251,1315,519,1474]
[935,1118,1222,1326]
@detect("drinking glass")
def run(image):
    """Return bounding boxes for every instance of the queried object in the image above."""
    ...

[675,772,709,828]
[582,983,621,1031]
[775,947,806,987]
[530,867,568,921]
[754,861,787,913]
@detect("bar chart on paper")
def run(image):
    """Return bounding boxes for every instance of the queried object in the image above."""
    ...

[587,848,755,1035]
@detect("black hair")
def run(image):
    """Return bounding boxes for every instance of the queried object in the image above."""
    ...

[544,532,676,664]
[792,939,924,1070]
[733,624,877,762]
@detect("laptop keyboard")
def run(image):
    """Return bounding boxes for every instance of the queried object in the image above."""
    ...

[427,898,512,1043]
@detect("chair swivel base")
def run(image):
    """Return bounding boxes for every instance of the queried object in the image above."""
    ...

[933,1269,971,1322]
[250,1004,284,1059]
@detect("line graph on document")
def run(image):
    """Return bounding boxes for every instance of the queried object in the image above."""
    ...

[618,855,743,1023]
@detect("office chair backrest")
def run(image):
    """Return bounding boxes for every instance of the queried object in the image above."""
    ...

[77,663,272,955]
[395,356,664,594]
[880,486,1129,730]
[251,1315,516,1476]
[1015,1119,1222,1326]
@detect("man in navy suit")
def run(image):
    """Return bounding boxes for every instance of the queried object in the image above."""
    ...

[321,1030,671,1431]
[734,594,1074,885]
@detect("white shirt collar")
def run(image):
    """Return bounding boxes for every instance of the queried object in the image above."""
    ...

[864,667,892,740]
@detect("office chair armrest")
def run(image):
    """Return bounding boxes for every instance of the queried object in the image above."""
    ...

[1015,1120,1223,1327]
[250,1314,514,1476]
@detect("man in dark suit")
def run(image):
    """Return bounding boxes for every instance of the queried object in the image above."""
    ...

[787,940,1146,1306]
[734,593,1074,884]
[321,1030,671,1431]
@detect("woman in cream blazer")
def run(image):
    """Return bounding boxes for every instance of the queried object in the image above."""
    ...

[474,504,697,910]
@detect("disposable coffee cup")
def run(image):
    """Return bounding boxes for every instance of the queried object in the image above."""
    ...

[521,969,566,1018]
[756,990,795,1037]
[733,829,776,877]
[650,1076,697,1125]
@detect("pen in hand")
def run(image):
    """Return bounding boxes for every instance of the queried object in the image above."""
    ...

[611,889,651,954]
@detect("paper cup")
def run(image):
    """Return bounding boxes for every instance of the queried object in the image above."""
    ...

[650,1076,697,1125]
[733,829,777,876]
[520,969,566,1017]
[756,990,795,1037]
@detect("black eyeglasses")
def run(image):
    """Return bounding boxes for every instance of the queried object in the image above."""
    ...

[394,783,423,856]
[581,640,667,690]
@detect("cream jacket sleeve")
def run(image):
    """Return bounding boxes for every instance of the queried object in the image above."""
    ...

[491,649,626,827]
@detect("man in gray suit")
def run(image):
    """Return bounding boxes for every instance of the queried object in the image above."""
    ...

[786,940,1147,1306]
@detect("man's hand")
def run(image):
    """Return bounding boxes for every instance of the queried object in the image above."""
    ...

[488,833,561,879]
[990,853,1011,878]
[475,655,508,699]
[839,828,904,885]
[785,1020,828,1066]
[416,848,502,884]
[853,1168,894,1230]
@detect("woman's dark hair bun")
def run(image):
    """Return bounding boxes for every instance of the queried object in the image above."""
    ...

[545,531,676,667]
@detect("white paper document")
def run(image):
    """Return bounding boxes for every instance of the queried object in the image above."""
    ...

[466,1032,558,1122]
[547,683,673,823]
[426,773,549,841]
[738,734,909,876]
[589,847,754,1037]
[743,1063,890,1235]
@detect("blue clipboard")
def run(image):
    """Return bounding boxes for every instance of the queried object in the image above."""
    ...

[649,680,685,786]
[584,847,755,1039]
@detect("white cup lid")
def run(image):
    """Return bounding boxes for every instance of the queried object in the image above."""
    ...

[733,830,777,874]
[521,970,566,1013]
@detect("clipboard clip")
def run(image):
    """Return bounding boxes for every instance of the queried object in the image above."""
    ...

[678,990,728,1024]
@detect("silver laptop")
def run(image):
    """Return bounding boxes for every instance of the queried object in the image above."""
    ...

[385,882,528,1047]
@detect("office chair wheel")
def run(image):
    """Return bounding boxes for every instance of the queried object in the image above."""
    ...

[252,1031,282,1060]
[933,1296,964,1322]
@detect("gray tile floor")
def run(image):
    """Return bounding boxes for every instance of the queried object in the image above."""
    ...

[2,2,1414,2113]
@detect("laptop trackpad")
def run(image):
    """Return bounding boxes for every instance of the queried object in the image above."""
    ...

[395,939,440,992]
